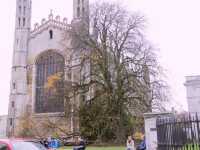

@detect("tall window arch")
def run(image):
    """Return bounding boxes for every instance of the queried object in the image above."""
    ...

[35,50,64,113]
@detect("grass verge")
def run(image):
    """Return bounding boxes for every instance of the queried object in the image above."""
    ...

[59,146,125,150]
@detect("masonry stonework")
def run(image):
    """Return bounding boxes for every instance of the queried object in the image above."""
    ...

[185,76,200,113]
[7,0,90,137]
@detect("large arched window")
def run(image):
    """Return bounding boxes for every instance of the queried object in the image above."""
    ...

[35,50,64,113]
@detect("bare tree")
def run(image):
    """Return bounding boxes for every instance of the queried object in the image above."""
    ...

[44,1,169,143]
[69,1,168,112]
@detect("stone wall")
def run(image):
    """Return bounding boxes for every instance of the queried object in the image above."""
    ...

[144,112,173,150]
[13,113,72,138]
[0,115,7,138]
[185,76,200,113]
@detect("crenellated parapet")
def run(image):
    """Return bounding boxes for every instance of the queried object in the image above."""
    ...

[30,12,71,38]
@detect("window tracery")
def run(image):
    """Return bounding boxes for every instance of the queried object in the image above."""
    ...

[35,51,64,113]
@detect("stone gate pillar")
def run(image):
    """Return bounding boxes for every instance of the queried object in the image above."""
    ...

[144,112,173,150]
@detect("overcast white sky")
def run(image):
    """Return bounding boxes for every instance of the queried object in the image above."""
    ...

[1,0,200,115]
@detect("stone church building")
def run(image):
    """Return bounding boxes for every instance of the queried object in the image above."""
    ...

[7,0,90,137]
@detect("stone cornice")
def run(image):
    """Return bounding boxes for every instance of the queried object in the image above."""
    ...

[30,13,71,39]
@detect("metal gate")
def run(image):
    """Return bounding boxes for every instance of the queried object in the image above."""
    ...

[156,113,200,150]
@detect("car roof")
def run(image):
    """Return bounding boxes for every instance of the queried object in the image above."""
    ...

[0,138,39,143]
[0,139,10,143]
[0,138,43,150]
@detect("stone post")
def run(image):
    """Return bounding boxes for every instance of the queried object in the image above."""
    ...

[144,112,173,150]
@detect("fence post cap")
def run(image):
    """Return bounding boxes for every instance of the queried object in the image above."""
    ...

[144,112,173,119]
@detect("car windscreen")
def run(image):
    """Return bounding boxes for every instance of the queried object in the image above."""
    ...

[0,143,8,150]
[12,141,47,150]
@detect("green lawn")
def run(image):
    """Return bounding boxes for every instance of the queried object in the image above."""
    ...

[59,146,125,150]
[184,144,200,150]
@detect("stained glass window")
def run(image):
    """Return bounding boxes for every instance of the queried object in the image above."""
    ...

[35,50,64,113]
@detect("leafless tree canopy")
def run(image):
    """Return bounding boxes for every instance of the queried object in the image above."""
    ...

[41,1,169,142]
[69,1,169,114]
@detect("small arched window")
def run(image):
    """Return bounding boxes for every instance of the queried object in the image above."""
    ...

[13,82,16,89]
[82,7,85,16]
[77,7,80,17]
[23,6,26,15]
[12,101,15,108]
[19,6,22,14]
[49,30,53,39]
[18,18,21,27]
[9,118,13,126]
[23,18,26,26]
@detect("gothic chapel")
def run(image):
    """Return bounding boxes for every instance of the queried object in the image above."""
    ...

[7,0,90,137]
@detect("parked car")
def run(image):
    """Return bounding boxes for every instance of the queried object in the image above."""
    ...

[62,136,88,147]
[0,139,48,150]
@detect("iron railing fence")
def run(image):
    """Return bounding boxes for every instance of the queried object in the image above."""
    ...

[157,113,200,150]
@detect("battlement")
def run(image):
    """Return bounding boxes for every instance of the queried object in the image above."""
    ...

[30,12,71,38]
